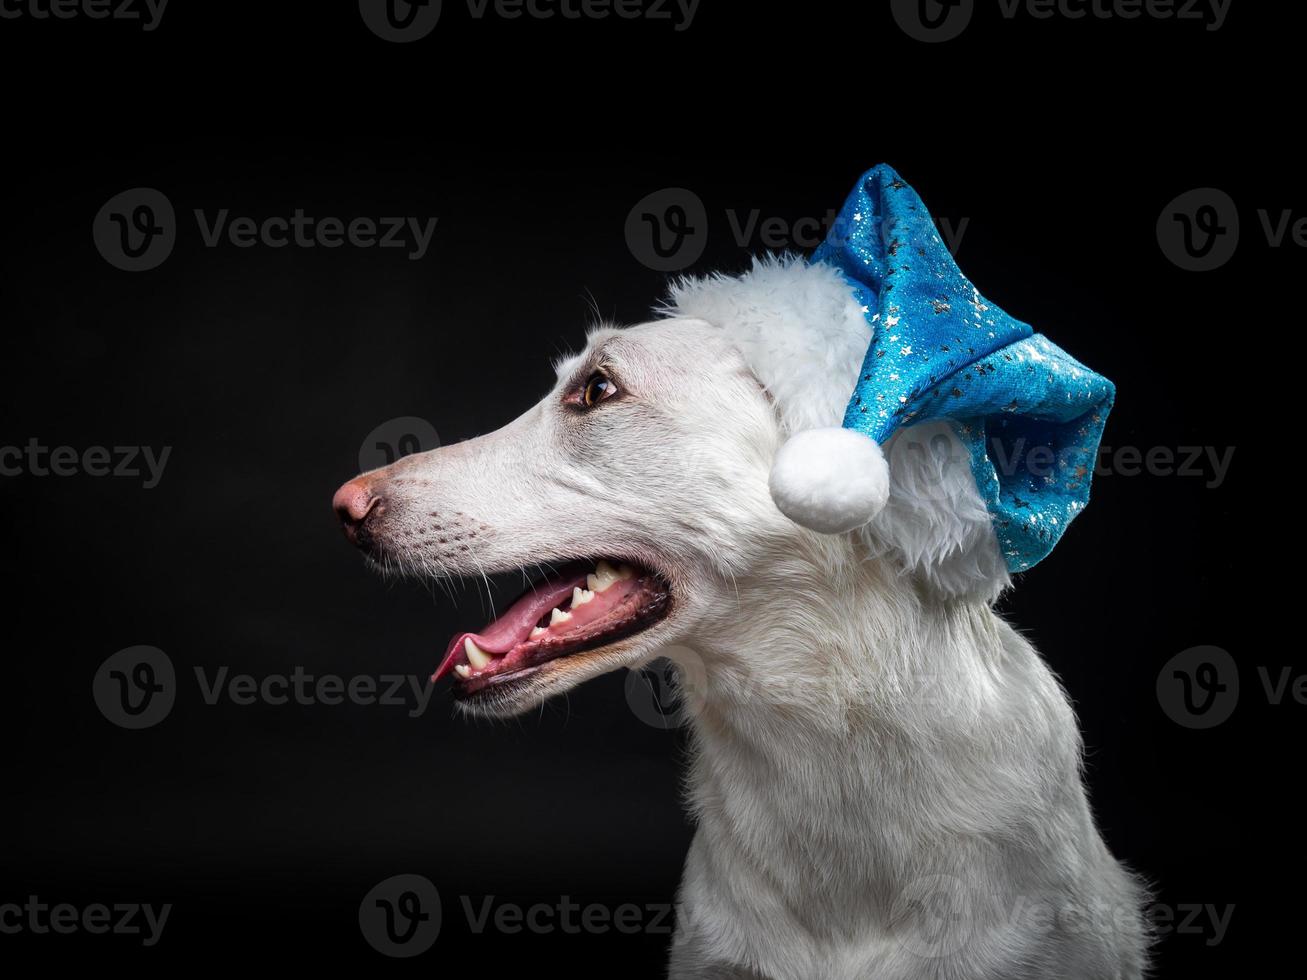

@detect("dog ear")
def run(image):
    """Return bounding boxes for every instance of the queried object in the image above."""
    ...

[861,421,1010,602]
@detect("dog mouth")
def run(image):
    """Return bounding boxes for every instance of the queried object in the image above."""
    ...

[432,559,672,697]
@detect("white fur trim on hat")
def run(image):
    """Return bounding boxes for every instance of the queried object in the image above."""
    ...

[662,255,870,434]
[768,427,890,534]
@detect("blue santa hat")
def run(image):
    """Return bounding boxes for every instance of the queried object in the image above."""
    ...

[767,165,1115,572]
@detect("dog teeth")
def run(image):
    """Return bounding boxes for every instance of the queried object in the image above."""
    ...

[454,664,472,679]
[464,637,493,670]
[588,560,624,592]
[530,625,547,638]
[550,607,572,625]
[572,587,595,607]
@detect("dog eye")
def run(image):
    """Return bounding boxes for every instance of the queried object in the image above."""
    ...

[582,372,618,407]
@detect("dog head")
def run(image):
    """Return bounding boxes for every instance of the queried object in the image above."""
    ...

[333,258,1007,717]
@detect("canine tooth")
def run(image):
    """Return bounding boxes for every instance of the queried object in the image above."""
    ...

[454,664,472,679]
[550,607,573,625]
[572,587,595,607]
[530,626,546,638]
[464,637,493,670]
[589,560,623,592]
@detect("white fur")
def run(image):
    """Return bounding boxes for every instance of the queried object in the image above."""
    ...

[769,427,889,533]
[341,289,1148,978]
[662,255,870,434]
[870,422,1012,601]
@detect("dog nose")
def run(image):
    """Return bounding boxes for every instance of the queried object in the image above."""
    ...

[333,477,380,546]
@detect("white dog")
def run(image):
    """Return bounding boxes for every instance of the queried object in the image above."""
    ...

[333,257,1150,978]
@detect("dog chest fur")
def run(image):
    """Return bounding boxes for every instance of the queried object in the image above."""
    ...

[665,542,1148,977]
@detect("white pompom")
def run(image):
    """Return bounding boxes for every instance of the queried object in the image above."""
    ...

[768,427,890,534]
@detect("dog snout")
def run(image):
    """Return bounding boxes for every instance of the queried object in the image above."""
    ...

[333,476,381,547]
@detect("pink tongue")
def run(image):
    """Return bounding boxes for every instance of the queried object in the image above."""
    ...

[433,572,588,680]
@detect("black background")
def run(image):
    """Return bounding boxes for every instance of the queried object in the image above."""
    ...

[0,1,1285,975]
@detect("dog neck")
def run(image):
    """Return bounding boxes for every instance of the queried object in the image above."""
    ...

[671,535,1085,940]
